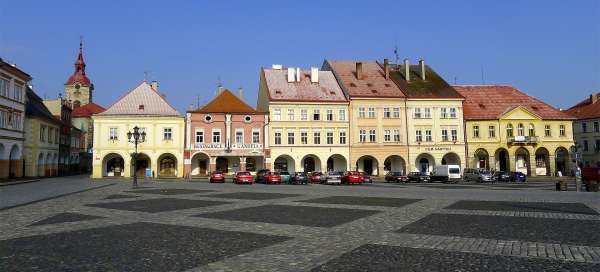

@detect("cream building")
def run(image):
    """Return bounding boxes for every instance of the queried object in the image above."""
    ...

[456,85,575,176]
[566,92,600,168]
[258,66,350,173]
[92,81,184,179]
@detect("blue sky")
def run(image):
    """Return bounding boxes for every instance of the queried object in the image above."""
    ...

[1,0,598,112]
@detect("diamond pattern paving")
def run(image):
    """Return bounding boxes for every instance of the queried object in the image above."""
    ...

[28,212,104,226]
[124,188,214,195]
[205,192,302,200]
[86,198,231,213]
[298,196,422,207]
[104,194,140,200]
[445,200,599,215]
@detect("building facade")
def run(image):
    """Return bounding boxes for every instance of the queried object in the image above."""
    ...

[184,89,269,176]
[324,60,409,176]
[0,59,31,179]
[23,87,60,177]
[565,92,600,167]
[43,98,77,175]
[258,66,350,173]
[92,81,184,179]
[456,85,575,176]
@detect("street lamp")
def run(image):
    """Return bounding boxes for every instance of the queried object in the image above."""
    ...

[127,126,146,188]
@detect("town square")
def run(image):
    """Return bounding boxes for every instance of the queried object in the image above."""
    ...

[1,1,599,271]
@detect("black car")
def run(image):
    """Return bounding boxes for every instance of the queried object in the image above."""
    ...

[385,172,409,183]
[255,169,270,183]
[407,172,431,183]
[493,171,512,182]
[291,172,308,185]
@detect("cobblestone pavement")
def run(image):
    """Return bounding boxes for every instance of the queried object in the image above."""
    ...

[0,178,599,271]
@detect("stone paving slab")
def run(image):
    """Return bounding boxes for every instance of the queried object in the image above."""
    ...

[86,198,231,213]
[28,212,104,226]
[124,188,214,195]
[440,209,600,220]
[103,194,140,200]
[195,204,381,227]
[445,200,599,215]
[417,185,483,190]
[297,196,422,208]
[0,222,291,272]
[205,192,303,200]
[311,244,600,272]
[397,213,600,247]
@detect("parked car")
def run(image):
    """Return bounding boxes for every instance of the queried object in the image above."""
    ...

[310,172,325,183]
[209,171,225,183]
[385,172,408,183]
[493,171,512,182]
[511,171,527,182]
[431,165,461,183]
[341,171,363,185]
[255,169,270,183]
[407,172,431,183]
[279,171,291,184]
[325,171,343,185]
[265,171,281,184]
[463,168,494,182]
[359,172,372,183]
[233,171,253,184]
[291,172,308,185]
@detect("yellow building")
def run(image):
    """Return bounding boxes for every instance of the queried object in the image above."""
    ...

[258,66,350,173]
[565,92,600,168]
[456,85,575,176]
[325,60,408,176]
[92,81,184,179]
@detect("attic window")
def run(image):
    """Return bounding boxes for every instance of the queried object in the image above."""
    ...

[138,105,145,110]
[350,83,357,87]
[329,91,336,95]
[385,83,391,87]
[478,103,486,109]
[531,106,539,110]
[371,90,378,93]
[275,89,282,94]
[367,83,373,87]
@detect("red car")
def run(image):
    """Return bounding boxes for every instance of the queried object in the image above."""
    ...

[209,171,225,183]
[265,172,282,184]
[233,171,253,184]
[310,172,324,183]
[341,171,363,185]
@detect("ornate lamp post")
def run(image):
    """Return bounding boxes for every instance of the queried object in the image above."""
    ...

[127,126,146,188]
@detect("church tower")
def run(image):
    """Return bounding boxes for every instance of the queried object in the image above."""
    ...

[64,41,94,108]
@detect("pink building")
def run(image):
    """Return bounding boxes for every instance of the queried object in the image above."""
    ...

[184,89,269,176]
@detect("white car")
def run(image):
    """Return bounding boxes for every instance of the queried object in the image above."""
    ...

[325,171,343,185]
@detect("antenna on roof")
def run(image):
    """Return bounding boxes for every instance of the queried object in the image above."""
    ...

[393,41,400,66]
[144,70,152,82]
[480,65,485,84]
[196,94,200,109]
[79,35,83,50]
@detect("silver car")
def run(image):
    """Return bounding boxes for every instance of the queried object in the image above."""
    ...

[464,168,494,182]
[325,171,343,185]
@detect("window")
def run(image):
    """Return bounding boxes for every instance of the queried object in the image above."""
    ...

[313,131,321,144]
[301,131,308,144]
[274,130,282,145]
[300,109,308,120]
[287,109,294,120]
[369,129,376,142]
[358,107,366,118]
[313,109,320,121]
[236,130,244,144]
[14,84,24,102]
[489,126,495,138]
[359,129,367,143]
[528,124,535,136]
[449,108,457,118]
[583,140,589,151]
[339,130,347,144]
[393,129,401,142]
[473,125,480,138]
[195,130,204,143]
[441,129,449,141]
[383,108,391,119]
[545,125,551,137]
[506,124,513,137]
[163,128,172,140]
[595,139,600,151]
[393,107,400,118]
[414,108,422,119]
[517,123,524,136]
[326,131,334,144]
[559,125,565,136]
[582,123,588,133]
[425,130,432,142]
[252,130,260,144]
[287,131,295,145]
[339,109,346,121]
[451,129,458,142]
[0,78,9,97]
[384,130,391,142]
[40,125,47,142]
[441,108,448,119]
[55,130,59,144]
[0,110,5,128]
[594,121,599,133]
[424,108,431,118]
[368,107,376,118]
[326,109,333,121]
[109,127,118,141]
[48,128,53,143]
[415,130,422,142]
[272,108,281,121]
[212,130,221,143]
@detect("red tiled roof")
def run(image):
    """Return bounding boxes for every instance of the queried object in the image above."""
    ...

[72,102,106,117]
[191,89,259,113]
[454,85,574,120]
[262,68,347,102]
[564,93,600,120]
[97,81,180,116]
[323,60,404,98]
[65,43,92,87]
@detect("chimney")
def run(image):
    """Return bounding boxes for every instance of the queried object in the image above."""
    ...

[296,67,301,82]
[383,58,390,80]
[271,64,282,70]
[151,80,158,91]
[356,62,363,80]
[238,86,244,99]
[217,84,224,95]
[287,67,295,82]
[419,59,426,80]
[310,67,319,83]
[404,58,410,81]
[591,93,599,104]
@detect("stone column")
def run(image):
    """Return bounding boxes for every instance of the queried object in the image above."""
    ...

[529,155,537,177]
[0,159,8,178]
[509,155,517,172]
[549,155,556,176]
[225,114,232,150]
[240,157,246,171]
[209,157,216,173]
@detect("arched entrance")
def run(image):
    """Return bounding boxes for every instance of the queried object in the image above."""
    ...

[132,153,150,178]
[495,148,510,172]
[52,154,58,176]
[301,154,321,173]
[356,155,379,175]
[441,152,461,166]
[515,147,530,176]
[384,155,406,175]
[158,153,177,177]
[8,144,21,178]
[415,153,435,174]
[555,147,569,176]
[274,155,295,173]
[245,157,263,172]
[45,153,52,176]
[535,147,550,176]
[473,148,489,169]
[103,153,124,177]
[37,153,45,177]
[216,157,229,173]
[327,154,347,172]
[191,152,209,176]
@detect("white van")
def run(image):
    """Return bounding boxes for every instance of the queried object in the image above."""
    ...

[432,165,462,182]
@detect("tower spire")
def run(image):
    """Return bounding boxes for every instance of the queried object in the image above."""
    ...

[65,39,91,87]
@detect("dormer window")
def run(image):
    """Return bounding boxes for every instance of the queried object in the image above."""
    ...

[138,105,145,110]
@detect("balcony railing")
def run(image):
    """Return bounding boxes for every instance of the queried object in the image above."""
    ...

[508,136,538,144]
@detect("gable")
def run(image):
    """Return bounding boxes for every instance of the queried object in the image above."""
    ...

[98,82,180,116]
[500,106,541,120]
